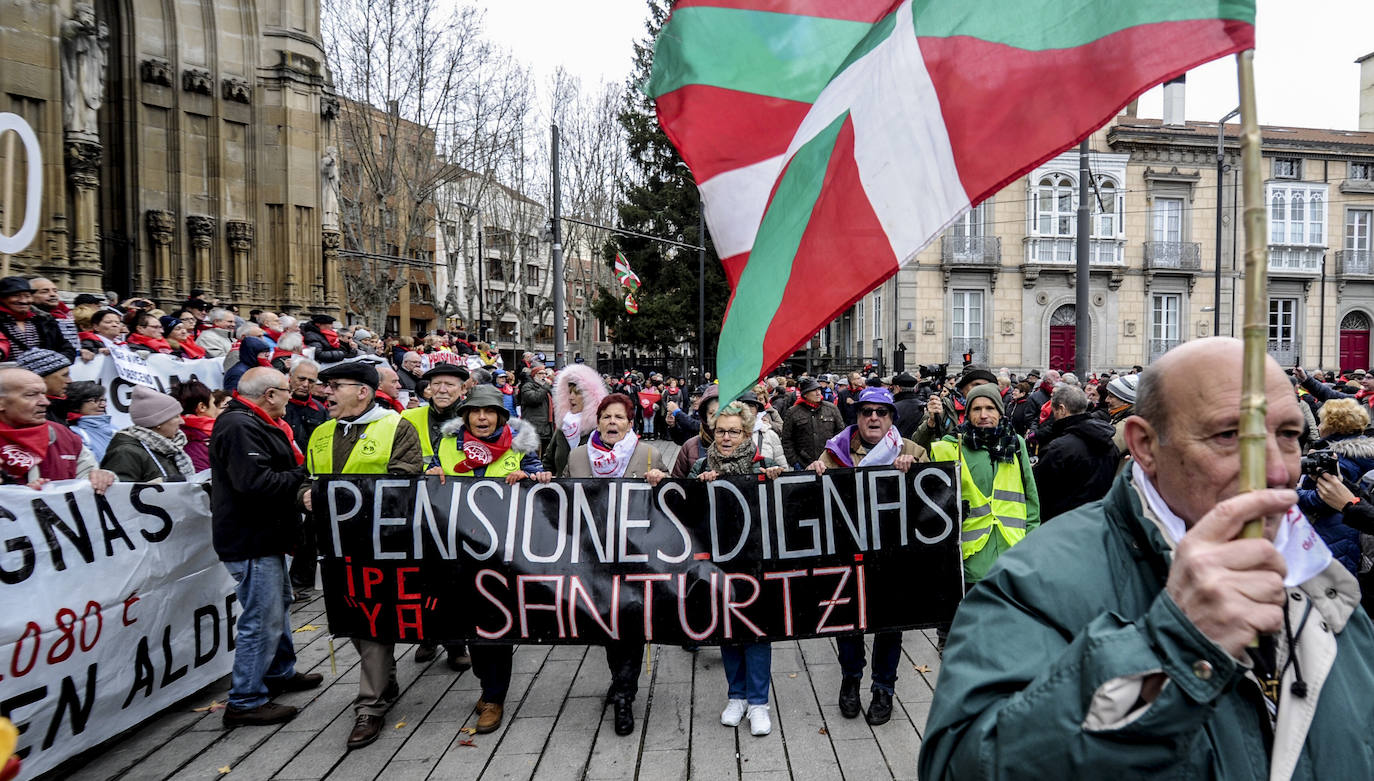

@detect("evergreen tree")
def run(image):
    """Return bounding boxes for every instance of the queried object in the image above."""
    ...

[592,0,730,373]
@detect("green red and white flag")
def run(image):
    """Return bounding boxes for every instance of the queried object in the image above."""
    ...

[614,252,642,291]
[625,290,639,314]
[648,0,1255,399]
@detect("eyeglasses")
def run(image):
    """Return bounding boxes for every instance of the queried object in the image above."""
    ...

[326,381,365,391]
[857,407,892,418]
[716,428,746,438]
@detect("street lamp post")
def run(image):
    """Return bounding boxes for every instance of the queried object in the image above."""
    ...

[1216,107,1240,336]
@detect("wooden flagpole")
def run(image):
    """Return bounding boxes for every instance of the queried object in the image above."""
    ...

[1236,49,1266,537]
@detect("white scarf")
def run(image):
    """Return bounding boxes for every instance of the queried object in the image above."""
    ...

[590,430,640,478]
[338,404,394,438]
[561,410,584,448]
[858,426,902,467]
[1134,468,1332,587]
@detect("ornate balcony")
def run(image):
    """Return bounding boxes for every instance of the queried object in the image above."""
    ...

[1023,236,1125,266]
[948,337,987,367]
[1143,241,1201,270]
[940,235,1000,266]
[1267,245,1323,275]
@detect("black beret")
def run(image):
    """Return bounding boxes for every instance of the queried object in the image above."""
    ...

[73,293,103,306]
[310,313,336,326]
[423,363,470,382]
[318,360,379,390]
[892,372,918,387]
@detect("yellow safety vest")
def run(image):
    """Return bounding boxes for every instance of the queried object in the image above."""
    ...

[307,414,403,475]
[930,439,1028,559]
[436,429,524,477]
[401,406,433,459]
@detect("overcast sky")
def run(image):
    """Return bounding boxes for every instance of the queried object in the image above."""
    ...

[475,0,1374,131]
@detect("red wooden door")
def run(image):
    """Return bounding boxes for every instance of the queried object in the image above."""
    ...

[1049,325,1076,372]
[1341,329,1370,373]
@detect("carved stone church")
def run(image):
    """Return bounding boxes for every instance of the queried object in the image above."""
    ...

[0,0,340,313]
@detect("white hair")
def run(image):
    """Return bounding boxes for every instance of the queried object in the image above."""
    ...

[276,331,304,352]
[235,323,262,339]
[278,315,297,330]
[208,308,232,325]
[403,351,422,363]
[288,356,319,375]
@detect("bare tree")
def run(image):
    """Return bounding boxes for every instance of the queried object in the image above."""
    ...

[323,0,487,330]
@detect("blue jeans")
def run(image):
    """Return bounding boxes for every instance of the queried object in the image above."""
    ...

[837,631,903,694]
[224,556,298,710]
[721,642,772,705]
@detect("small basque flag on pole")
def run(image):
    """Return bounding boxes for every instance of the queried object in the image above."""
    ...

[624,290,639,314]
[648,0,1255,402]
[614,252,642,291]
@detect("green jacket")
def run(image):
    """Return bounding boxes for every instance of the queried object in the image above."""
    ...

[918,466,1374,781]
[930,433,1040,582]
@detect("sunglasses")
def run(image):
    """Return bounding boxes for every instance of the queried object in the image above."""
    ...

[857,406,891,418]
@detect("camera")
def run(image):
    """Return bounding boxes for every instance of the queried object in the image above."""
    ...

[918,363,949,387]
[1300,450,1340,481]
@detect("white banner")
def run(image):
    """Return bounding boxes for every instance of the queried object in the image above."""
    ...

[70,354,226,430]
[0,480,236,777]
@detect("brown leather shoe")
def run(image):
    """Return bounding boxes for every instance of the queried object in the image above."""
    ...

[474,699,503,734]
[347,713,384,749]
[266,672,324,695]
[222,701,298,728]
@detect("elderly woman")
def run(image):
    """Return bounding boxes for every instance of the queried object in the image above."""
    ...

[686,400,785,737]
[564,392,662,737]
[79,307,125,361]
[1297,398,1374,574]
[124,311,173,355]
[544,363,608,476]
[101,386,196,482]
[64,380,116,461]
[160,315,207,360]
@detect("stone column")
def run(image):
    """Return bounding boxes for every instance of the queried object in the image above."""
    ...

[186,215,215,297]
[227,221,254,304]
[322,228,341,310]
[145,209,175,303]
[64,136,102,291]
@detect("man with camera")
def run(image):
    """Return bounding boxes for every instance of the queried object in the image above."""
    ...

[913,365,997,452]
[920,338,1374,780]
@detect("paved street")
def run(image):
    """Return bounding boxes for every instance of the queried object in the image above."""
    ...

[55,439,941,780]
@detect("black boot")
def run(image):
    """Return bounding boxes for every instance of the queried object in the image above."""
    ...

[613,698,635,736]
[866,689,893,726]
[414,643,438,663]
[838,677,861,719]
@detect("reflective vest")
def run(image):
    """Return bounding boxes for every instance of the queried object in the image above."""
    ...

[307,414,402,475]
[930,439,1028,559]
[436,428,524,477]
[402,406,434,459]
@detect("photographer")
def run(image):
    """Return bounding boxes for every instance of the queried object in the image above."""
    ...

[1311,471,1374,614]
[1296,398,1374,574]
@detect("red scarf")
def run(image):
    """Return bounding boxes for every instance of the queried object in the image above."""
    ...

[127,332,173,354]
[289,395,324,411]
[182,414,216,437]
[375,391,404,413]
[0,301,32,320]
[270,348,294,364]
[449,426,513,474]
[265,327,283,342]
[318,327,341,348]
[47,301,72,320]
[78,330,101,343]
[176,337,207,360]
[0,419,50,481]
[231,393,304,465]
[798,397,820,410]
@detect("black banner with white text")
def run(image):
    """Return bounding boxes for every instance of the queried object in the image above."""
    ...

[314,466,964,646]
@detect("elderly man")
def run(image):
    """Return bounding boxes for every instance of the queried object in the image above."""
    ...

[781,377,844,468]
[807,387,927,725]
[375,365,406,412]
[398,351,423,392]
[300,361,422,750]
[0,367,114,492]
[919,338,1374,780]
[281,359,327,595]
[198,309,236,358]
[28,277,80,354]
[1032,384,1118,522]
[0,277,75,361]
[212,368,320,726]
[15,349,71,421]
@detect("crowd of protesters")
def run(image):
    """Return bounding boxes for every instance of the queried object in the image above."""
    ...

[15,274,1374,773]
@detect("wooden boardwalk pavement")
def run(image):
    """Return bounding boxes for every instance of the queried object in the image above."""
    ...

[61,591,942,780]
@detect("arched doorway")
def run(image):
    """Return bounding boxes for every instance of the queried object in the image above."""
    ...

[1340,310,1371,373]
[1049,304,1076,371]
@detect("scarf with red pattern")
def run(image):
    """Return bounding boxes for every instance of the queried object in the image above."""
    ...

[0,419,49,481]
[449,426,513,474]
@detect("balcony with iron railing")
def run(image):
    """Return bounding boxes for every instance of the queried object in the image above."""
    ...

[1143,241,1202,271]
[1268,245,1324,275]
[948,336,987,366]
[941,235,1001,266]
[1336,249,1374,277]
[1267,340,1298,367]
[1023,236,1125,266]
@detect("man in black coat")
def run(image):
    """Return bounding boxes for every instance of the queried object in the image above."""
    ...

[890,372,924,439]
[0,276,76,361]
[301,314,357,363]
[282,359,328,592]
[1032,384,1119,522]
[210,367,320,728]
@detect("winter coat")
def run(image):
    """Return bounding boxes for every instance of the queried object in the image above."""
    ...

[1297,432,1374,573]
[182,422,212,472]
[283,396,328,451]
[566,438,653,479]
[223,337,270,392]
[0,311,76,362]
[919,465,1374,781]
[101,431,188,483]
[196,327,233,358]
[818,432,926,469]
[440,417,545,476]
[1032,413,1120,522]
[209,399,309,561]
[836,385,865,426]
[70,414,116,462]
[1007,397,1039,436]
[913,394,965,451]
[672,435,706,478]
[780,400,844,468]
[930,432,1040,583]
[302,322,357,364]
[893,389,925,439]
[518,379,554,442]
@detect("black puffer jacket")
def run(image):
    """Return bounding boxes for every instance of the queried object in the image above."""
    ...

[209,399,309,561]
[1032,412,1119,522]
[302,322,357,363]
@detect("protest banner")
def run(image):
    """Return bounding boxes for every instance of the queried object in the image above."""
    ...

[315,465,963,646]
[69,353,226,430]
[0,480,236,777]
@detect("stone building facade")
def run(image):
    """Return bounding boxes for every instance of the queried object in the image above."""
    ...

[0,0,337,312]
[827,68,1374,375]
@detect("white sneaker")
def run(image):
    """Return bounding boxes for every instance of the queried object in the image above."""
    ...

[747,704,771,736]
[720,698,747,727]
